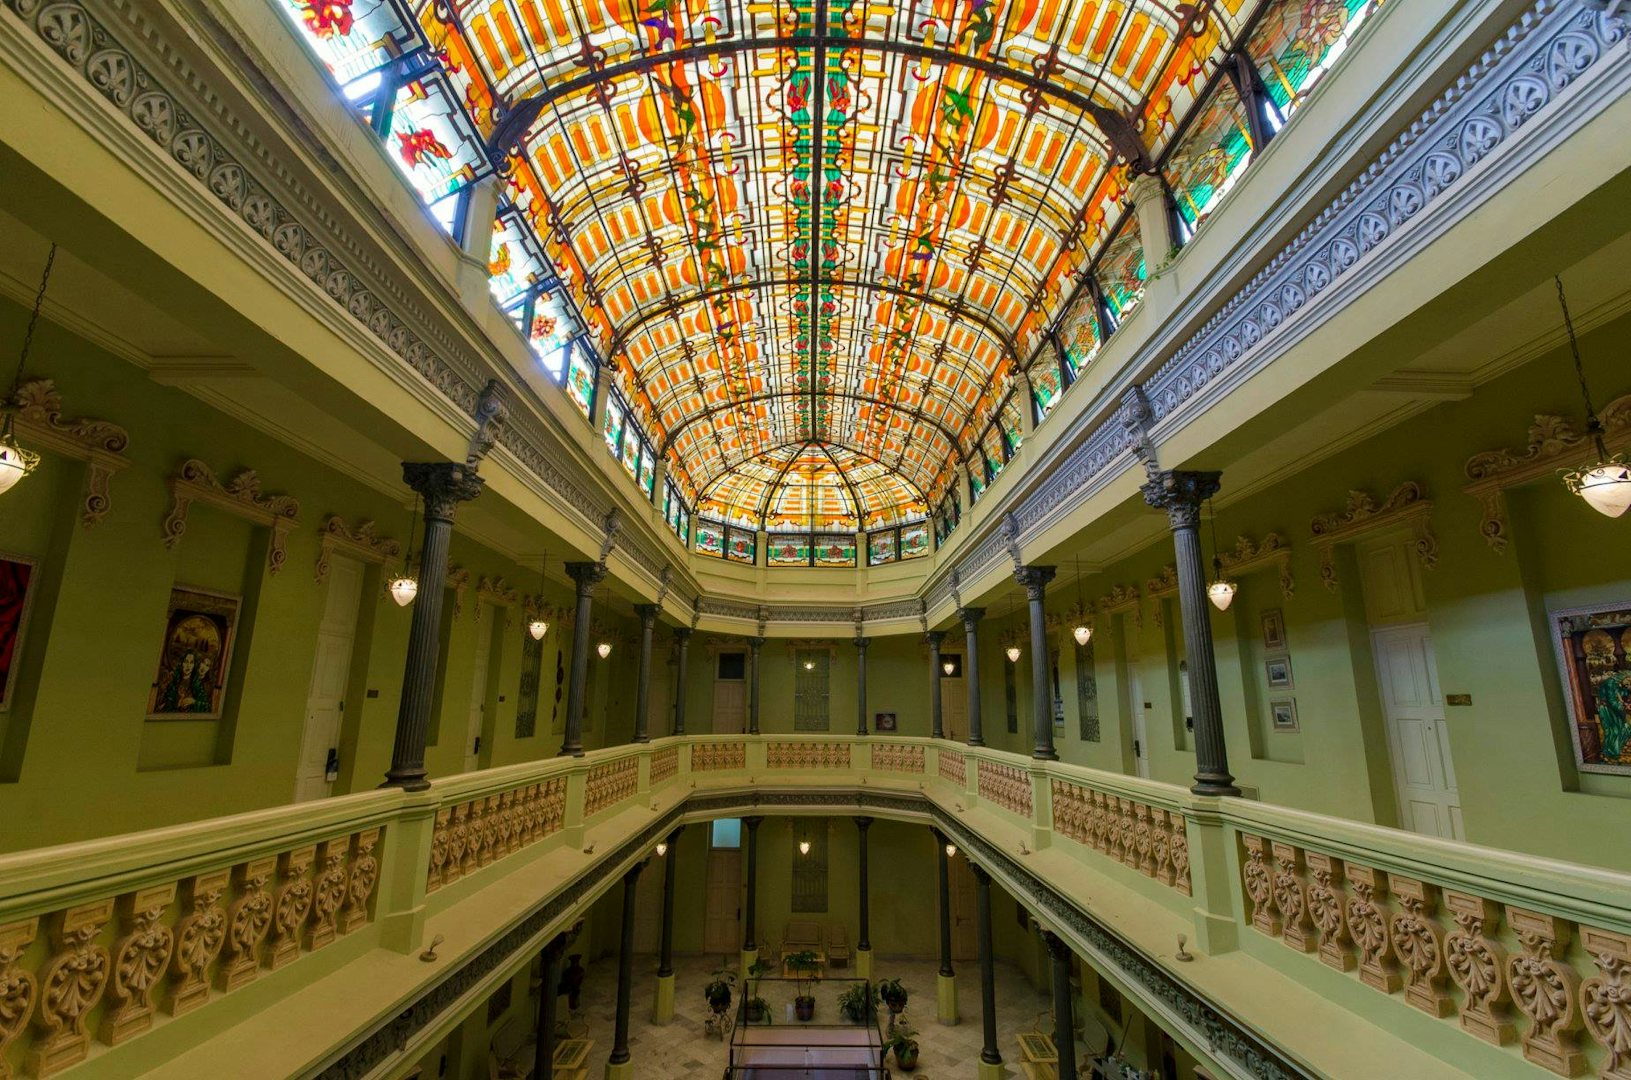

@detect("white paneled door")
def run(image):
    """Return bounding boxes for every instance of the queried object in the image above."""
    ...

[1372,623,1463,839]
[295,556,362,802]
[463,605,494,773]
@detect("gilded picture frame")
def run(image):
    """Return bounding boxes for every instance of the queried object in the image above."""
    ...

[146,585,241,720]
[1550,602,1631,775]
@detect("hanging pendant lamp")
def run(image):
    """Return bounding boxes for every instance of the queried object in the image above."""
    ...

[1554,276,1631,517]
[0,244,58,496]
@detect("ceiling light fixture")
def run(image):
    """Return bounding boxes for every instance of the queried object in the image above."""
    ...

[1205,497,1236,612]
[597,641,612,659]
[1070,554,1092,646]
[1554,275,1631,517]
[656,841,668,857]
[798,839,811,856]
[0,243,58,496]
[942,659,955,676]
[944,843,957,858]
[388,495,420,607]
[528,550,550,640]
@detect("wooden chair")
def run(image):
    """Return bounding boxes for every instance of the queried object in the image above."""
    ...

[827,923,852,968]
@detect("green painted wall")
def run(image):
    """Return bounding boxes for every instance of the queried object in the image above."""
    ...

[0,305,641,851]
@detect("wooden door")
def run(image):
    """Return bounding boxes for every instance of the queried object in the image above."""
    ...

[941,665,966,742]
[295,556,362,801]
[462,605,494,772]
[1373,623,1462,839]
[948,856,978,961]
[704,847,743,955]
[712,680,746,733]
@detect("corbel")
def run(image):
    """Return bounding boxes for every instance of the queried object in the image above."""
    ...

[315,515,401,584]
[9,378,130,527]
[161,458,300,575]
[1309,482,1435,590]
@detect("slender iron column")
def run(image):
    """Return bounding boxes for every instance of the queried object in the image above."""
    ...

[658,827,684,977]
[672,627,692,736]
[749,636,764,734]
[855,635,870,736]
[743,816,763,950]
[855,817,873,952]
[632,604,658,743]
[560,562,606,757]
[608,860,648,1069]
[533,933,567,1080]
[971,864,1002,1067]
[1140,470,1241,796]
[959,607,986,746]
[1044,931,1079,1080]
[927,630,946,739]
[933,830,954,977]
[384,462,484,789]
[1016,565,1058,760]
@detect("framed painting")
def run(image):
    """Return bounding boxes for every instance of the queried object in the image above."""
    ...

[1270,699,1299,732]
[1265,655,1294,691]
[874,712,897,733]
[0,553,39,712]
[1551,603,1631,775]
[1261,609,1287,651]
[147,586,241,720]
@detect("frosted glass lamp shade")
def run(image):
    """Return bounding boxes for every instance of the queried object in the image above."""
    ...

[596,641,612,659]
[1005,644,1021,663]
[1570,461,1631,517]
[388,576,418,606]
[1071,625,1092,646]
[528,619,549,640]
[1207,579,1237,611]
[0,425,38,495]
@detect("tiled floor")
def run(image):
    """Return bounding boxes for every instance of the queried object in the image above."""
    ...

[560,953,1064,1078]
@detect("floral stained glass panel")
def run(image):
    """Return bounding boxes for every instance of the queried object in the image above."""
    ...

[1249,0,1382,116]
[1165,82,1254,229]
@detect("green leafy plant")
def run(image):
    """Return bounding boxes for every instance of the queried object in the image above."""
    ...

[744,958,772,1022]
[784,950,821,1020]
[703,967,736,1014]
[878,977,909,1013]
[837,981,878,1023]
[885,1019,920,1072]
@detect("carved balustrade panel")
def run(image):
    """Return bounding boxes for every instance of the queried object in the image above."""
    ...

[1048,779,1191,895]
[650,747,679,785]
[0,828,378,1079]
[871,743,925,774]
[426,778,566,893]
[691,742,746,771]
[766,742,852,770]
[1238,832,1631,1078]
[938,748,966,785]
[976,760,1032,819]
[584,759,638,817]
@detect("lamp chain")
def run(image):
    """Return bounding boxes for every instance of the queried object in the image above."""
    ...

[1554,275,1609,457]
[9,243,57,399]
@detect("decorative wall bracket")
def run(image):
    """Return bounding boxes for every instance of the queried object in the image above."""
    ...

[1145,566,1179,629]
[1464,393,1631,553]
[1097,583,1143,631]
[782,639,840,659]
[161,459,300,575]
[1310,483,1436,590]
[314,516,401,585]
[1218,533,1296,599]
[445,567,471,620]
[9,379,130,527]
[476,576,520,621]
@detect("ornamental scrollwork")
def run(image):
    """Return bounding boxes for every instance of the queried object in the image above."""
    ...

[162,459,301,575]
[1309,483,1435,590]
[8,378,130,528]
[101,885,175,1046]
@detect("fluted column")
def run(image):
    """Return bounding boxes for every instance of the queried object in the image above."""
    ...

[855,635,870,736]
[606,859,647,1077]
[743,816,762,952]
[653,827,684,1023]
[749,636,763,734]
[1044,931,1079,1080]
[971,864,1003,1075]
[672,627,692,736]
[1015,565,1058,760]
[855,816,873,977]
[926,631,946,739]
[1141,470,1240,796]
[560,562,606,757]
[384,462,484,789]
[932,829,958,1026]
[959,607,986,746]
[632,605,659,743]
[533,933,567,1080]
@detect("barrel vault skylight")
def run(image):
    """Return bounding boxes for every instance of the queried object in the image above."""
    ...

[278,0,1382,546]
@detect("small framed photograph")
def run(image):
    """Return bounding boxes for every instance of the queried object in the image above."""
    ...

[1265,655,1294,691]
[1261,608,1287,651]
[874,711,897,733]
[1270,698,1299,732]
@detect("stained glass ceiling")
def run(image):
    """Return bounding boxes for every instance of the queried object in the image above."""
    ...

[279,0,1273,520]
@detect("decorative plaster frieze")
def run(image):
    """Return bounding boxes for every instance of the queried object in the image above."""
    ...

[8,378,130,527]
[1218,533,1296,599]
[1309,482,1436,590]
[314,516,400,584]
[1464,392,1631,552]
[161,458,300,575]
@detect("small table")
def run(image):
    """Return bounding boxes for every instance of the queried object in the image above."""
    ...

[553,1038,592,1080]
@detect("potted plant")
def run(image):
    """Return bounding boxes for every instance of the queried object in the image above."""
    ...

[878,977,909,1016]
[704,967,736,1018]
[885,1020,920,1072]
[785,950,821,1021]
[837,981,878,1023]
[744,958,772,1023]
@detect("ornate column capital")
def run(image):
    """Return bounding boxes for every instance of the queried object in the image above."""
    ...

[464,378,508,466]
[673,626,693,643]
[925,629,946,646]
[750,636,765,651]
[565,560,608,595]
[854,635,869,652]
[958,606,986,629]
[1014,564,1056,599]
[634,603,660,626]
[1141,469,1222,530]
[1042,929,1073,960]
[402,461,484,521]
[742,815,764,830]
[853,815,874,831]
[969,862,991,886]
